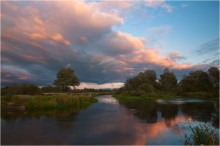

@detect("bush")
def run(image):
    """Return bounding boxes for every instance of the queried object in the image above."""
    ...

[1,84,41,95]
[184,123,219,145]
[1,93,98,111]
[41,86,60,93]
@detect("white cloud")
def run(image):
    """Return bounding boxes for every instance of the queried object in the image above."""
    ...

[149,25,172,35]
[144,0,173,13]
[181,3,189,8]
[76,82,124,89]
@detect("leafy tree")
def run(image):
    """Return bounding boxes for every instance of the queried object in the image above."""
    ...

[124,70,158,95]
[144,70,157,85]
[198,71,212,91]
[159,68,177,93]
[208,67,219,89]
[1,84,41,95]
[190,70,212,91]
[41,85,60,93]
[54,67,80,91]
[18,84,41,95]
[179,76,198,92]
[179,70,212,92]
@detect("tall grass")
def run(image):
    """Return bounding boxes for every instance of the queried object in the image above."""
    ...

[1,93,98,111]
[184,123,219,145]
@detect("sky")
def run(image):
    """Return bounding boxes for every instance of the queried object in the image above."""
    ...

[1,0,219,89]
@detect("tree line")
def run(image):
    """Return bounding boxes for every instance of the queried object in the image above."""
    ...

[1,66,219,97]
[1,67,111,95]
[116,67,219,98]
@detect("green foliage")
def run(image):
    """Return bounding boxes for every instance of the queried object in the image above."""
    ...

[208,67,219,89]
[54,67,80,91]
[124,70,158,96]
[160,68,177,93]
[184,123,219,145]
[116,67,219,98]
[178,76,198,92]
[179,70,212,92]
[1,93,98,111]
[144,70,157,84]
[1,84,41,95]
[41,85,60,93]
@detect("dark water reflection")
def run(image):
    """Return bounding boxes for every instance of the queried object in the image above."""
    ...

[1,95,219,145]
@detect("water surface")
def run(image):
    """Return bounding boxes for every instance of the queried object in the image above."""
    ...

[1,95,219,145]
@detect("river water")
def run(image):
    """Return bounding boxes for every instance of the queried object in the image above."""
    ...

[1,95,219,145]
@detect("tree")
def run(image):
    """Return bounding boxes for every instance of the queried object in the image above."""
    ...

[41,85,60,93]
[123,70,158,95]
[208,67,219,89]
[144,70,157,85]
[160,68,177,93]
[179,76,199,92]
[179,70,212,92]
[54,67,80,91]
[189,70,212,91]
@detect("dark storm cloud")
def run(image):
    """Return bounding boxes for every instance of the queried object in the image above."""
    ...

[1,1,193,86]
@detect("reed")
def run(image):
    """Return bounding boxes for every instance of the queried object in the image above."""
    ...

[184,123,219,145]
[1,93,98,111]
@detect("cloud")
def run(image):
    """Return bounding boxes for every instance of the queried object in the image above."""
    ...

[89,0,137,18]
[127,48,192,70]
[76,82,124,89]
[196,38,219,55]
[144,0,173,13]
[181,3,189,8]
[196,38,219,66]
[168,52,186,61]
[1,65,33,84]
[149,25,172,36]
[90,1,135,11]
[31,32,72,46]
[1,1,192,86]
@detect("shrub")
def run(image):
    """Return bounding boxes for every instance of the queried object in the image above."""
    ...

[1,84,41,95]
[184,123,219,145]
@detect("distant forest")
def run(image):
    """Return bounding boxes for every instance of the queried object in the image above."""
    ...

[116,67,219,98]
[1,66,219,98]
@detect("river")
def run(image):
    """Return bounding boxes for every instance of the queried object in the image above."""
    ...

[1,95,219,145]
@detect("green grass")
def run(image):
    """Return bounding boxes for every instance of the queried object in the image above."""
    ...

[113,91,219,102]
[179,91,219,99]
[113,93,180,102]
[1,93,98,111]
[184,123,219,145]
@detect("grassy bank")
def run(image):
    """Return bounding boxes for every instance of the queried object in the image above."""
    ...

[113,92,219,103]
[1,93,98,112]
[113,93,181,103]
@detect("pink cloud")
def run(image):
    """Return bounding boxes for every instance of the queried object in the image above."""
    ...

[132,49,192,70]
[1,1,192,85]
[115,67,135,73]
[168,52,180,58]
[77,36,88,43]
[1,66,33,82]
[50,33,71,46]
[131,116,192,145]
[21,54,46,64]
[1,34,47,64]
[31,33,45,39]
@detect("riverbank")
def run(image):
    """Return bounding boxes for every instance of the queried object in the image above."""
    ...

[1,93,98,112]
[113,92,219,103]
